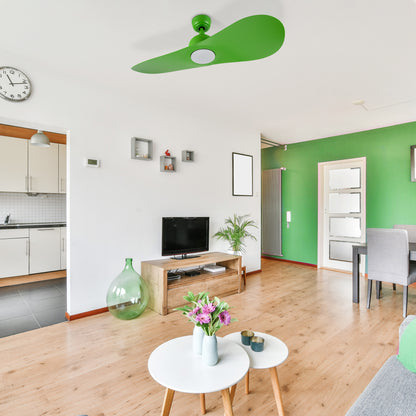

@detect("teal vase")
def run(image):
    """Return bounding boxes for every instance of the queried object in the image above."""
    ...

[106,258,149,320]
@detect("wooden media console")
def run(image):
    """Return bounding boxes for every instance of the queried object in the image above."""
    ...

[141,252,242,315]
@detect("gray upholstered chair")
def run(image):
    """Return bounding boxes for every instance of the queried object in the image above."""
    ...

[367,228,416,318]
[393,224,416,243]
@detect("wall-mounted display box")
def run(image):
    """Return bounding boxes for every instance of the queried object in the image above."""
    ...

[182,150,194,162]
[131,137,152,160]
[160,156,176,172]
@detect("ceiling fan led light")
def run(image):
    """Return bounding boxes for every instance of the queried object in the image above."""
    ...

[190,49,216,64]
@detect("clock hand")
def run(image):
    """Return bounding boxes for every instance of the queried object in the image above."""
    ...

[6,74,14,86]
[11,82,27,84]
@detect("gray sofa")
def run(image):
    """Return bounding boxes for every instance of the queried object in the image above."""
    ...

[346,316,416,416]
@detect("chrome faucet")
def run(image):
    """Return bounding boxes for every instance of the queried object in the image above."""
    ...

[4,213,10,224]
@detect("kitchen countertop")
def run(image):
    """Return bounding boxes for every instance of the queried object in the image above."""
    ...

[0,222,66,230]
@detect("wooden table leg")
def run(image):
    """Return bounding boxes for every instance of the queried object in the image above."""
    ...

[245,370,250,394]
[221,388,234,416]
[161,388,175,416]
[269,367,285,416]
[200,393,206,415]
[229,384,237,404]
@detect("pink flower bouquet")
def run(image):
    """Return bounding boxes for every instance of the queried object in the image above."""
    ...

[176,291,236,336]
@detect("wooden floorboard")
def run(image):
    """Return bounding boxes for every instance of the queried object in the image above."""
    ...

[0,259,408,415]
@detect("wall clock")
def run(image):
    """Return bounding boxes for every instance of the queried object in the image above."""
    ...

[0,66,32,102]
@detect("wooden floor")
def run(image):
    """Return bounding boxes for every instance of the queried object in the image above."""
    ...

[0,259,409,416]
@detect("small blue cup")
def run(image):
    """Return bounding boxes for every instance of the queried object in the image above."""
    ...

[250,336,265,352]
[241,330,254,345]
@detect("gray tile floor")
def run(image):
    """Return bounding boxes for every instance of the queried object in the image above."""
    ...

[0,278,67,338]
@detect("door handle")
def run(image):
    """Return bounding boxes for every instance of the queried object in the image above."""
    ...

[36,228,56,231]
[62,237,65,252]
[26,239,29,256]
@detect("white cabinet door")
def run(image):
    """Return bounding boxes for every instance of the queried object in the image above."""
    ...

[0,135,28,192]
[58,144,66,194]
[29,228,61,274]
[60,226,67,269]
[0,237,29,278]
[28,143,59,193]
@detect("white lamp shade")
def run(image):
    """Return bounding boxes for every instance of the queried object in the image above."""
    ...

[30,130,50,147]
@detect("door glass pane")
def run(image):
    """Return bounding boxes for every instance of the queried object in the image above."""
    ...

[329,240,354,262]
[329,168,360,190]
[329,193,361,213]
[329,217,361,238]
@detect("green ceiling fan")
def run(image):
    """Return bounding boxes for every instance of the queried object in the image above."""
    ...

[132,14,285,74]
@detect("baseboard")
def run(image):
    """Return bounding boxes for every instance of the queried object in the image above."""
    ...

[246,269,261,276]
[0,270,66,288]
[262,255,317,268]
[65,307,108,321]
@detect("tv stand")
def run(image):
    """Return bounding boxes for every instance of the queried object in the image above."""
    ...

[141,252,242,315]
[171,254,200,260]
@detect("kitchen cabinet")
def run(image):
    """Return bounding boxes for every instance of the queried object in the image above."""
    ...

[58,144,66,194]
[0,229,29,278]
[0,136,28,192]
[28,143,59,193]
[60,226,67,269]
[0,135,63,194]
[29,228,61,274]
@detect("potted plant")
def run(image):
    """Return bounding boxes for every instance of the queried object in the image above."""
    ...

[213,214,257,254]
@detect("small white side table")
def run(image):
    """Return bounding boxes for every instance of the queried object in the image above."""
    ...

[148,335,249,416]
[224,331,289,416]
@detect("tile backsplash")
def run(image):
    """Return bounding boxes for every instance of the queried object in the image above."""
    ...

[0,192,66,224]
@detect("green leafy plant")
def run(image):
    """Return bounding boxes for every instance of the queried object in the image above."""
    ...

[213,214,257,253]
[175,292,236,336]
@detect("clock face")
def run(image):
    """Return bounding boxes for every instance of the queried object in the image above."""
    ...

[0,67,32,102]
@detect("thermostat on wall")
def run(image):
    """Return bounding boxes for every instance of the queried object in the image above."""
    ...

[84,158,101,168]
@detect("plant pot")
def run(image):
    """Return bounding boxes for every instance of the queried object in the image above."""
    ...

[227,249,243,266]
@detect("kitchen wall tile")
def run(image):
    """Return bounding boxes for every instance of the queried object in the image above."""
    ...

[0,192,66,224]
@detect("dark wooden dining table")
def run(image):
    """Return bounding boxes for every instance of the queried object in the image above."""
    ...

[352,242,416,303]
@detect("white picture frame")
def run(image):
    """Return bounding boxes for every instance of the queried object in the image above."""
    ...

[232,152,253,196]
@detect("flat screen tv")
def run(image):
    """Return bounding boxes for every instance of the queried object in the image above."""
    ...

[162,217,209,258]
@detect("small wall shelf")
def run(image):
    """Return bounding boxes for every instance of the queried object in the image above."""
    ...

[131,137,152,160]
[160,156,176,172]
[182,150,194,162]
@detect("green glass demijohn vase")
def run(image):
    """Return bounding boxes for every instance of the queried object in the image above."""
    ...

[106,258,149,320]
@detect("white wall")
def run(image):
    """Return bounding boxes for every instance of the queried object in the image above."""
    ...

[0,58,261,315]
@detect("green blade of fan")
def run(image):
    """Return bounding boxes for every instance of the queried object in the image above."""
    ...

[132,15,285,74]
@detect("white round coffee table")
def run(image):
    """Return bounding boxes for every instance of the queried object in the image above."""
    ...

[224,331,289,416]
[148,335,249,416]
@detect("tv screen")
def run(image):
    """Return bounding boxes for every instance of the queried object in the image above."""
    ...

[162,217,209,257]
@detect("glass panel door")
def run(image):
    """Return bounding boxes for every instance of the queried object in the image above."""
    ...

[321,159,366,272]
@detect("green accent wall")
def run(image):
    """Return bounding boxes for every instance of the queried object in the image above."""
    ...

[261,121,416,265]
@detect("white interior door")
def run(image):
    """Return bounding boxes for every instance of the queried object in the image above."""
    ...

[318,158,366,272]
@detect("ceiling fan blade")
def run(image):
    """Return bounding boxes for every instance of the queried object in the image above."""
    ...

[132,15,285,74]
[132,46,201,74]
[205,14,285,63]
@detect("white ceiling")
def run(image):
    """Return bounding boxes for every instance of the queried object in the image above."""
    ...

[2,0,416,144]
